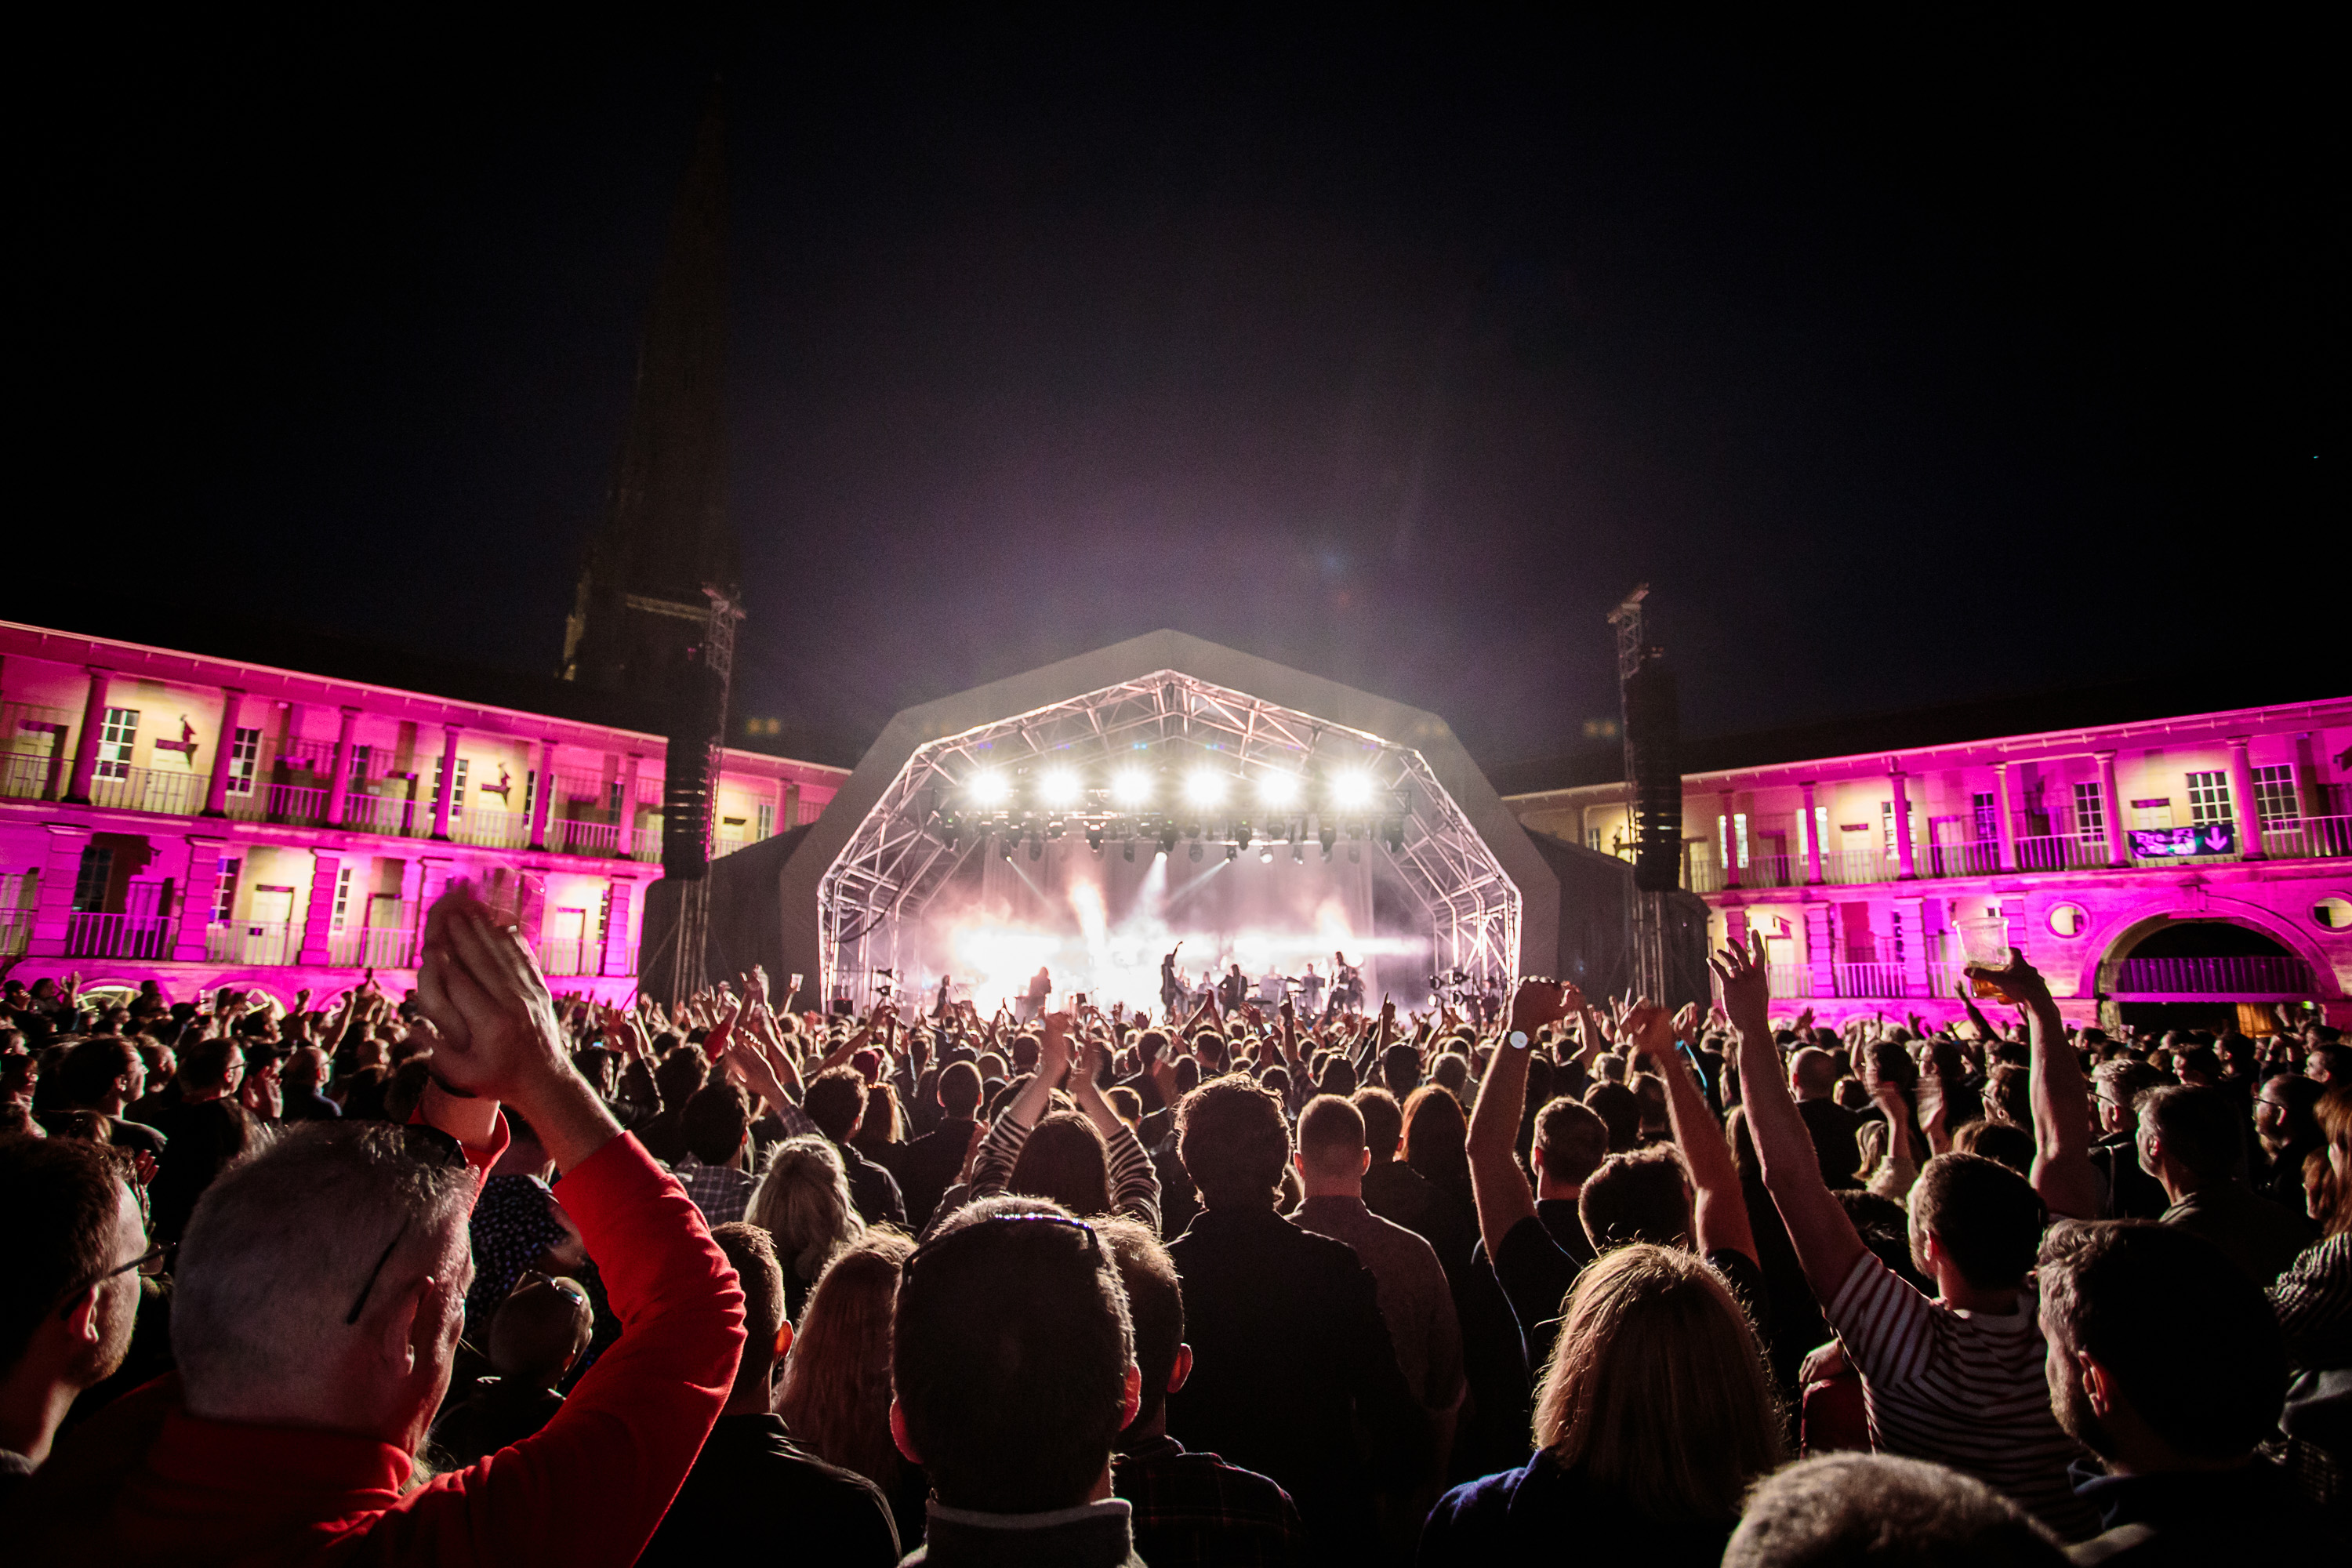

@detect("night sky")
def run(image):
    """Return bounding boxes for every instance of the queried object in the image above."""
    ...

[16,18,2336,770]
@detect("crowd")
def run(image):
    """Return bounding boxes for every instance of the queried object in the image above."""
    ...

[2,893,2348,1566]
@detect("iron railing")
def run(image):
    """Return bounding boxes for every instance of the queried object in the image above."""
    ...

[328,925,417,968]
[64,910,173,960]
[208,920,299,966]
[2114,955,2311,994]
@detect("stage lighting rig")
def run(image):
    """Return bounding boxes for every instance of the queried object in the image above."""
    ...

[1185,768,1227,808]
[1039,768,1081,808]
[1256,771,1299,808]
[1122,840,1135,862]
[1330,770,1376,810]
[1189,842,1203,862]
[1029,837,1042,862]
[968,770,1011,808]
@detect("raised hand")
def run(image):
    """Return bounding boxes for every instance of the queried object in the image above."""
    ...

[1965,950,2053,1009]
[1709,931,1773,1040]
[1624,1000,1676,1058]
[1039,1011,1076,1083]
[1505,977,1574,1035]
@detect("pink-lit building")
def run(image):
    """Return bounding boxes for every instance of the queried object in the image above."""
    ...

[1505,689,2352,1030]
[0,621,846,1009]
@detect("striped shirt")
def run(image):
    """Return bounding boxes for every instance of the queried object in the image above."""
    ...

[1826,1252,2098,1540]
[2272,1231,2352,1370]
[971,1109,1163,1233]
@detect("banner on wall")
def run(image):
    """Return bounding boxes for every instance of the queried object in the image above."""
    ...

[2126,822,2234,858]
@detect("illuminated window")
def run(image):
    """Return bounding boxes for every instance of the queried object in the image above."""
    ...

[2186,771,2232,826]
[1882,798,1912,856]
[2072,781,2105,841]
[212,856,241,922]
[757,800,775,838]
[1972,792,1998,844]
[1719,813,1751,869]
[2252,764,2299,828]
[332,866,354,930]
[226,728,262,795]
[1587,826,1602,851]
[349,744,372,783]
[433,755,469,818]
[96,708,140,779]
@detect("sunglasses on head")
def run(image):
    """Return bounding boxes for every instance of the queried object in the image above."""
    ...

[344,1124,467,1326]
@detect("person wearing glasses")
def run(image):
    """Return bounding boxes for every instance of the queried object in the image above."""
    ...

[0,1137,155,1499]
[8,888,748,1566]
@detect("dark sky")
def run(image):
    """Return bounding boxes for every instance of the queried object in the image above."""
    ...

[16,17,2338,769]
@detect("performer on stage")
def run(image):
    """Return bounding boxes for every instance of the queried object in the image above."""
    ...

[1017,964,1052,1024]
[1333,950,1363,1013]
[1217,962,1248,1014]
[1160,942,1185,1021]
[935,972,954,1018]
[1296,961,1326,1014]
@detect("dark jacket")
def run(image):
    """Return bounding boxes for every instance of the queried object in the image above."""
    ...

[1166,1206,1430,1559]
[637,1413,899,1568]
[1420,1455,1735,1568]
[898,1116,978,1232]
[2066,1457,2342,1565]
[2161,1181,2317,1289]
[837,1138,909,1228]
[2092,1132,2172,1220]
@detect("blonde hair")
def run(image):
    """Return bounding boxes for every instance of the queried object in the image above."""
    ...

[775,1230,915,1489]
[1531,1243,1786,1521]
[749,1135,864,1285]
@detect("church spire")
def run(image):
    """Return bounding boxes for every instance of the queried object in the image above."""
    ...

[562,83,737,695]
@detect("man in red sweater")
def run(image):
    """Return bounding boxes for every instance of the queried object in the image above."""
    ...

[5,890,746,1565]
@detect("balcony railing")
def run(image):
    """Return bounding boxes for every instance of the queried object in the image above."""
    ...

[2,750,62,800]
[537,937,604,977]
[0,910,32,956]
[2114,955,2312,995]
[86,766,205,816]
[339,791,424,837]
[1817,848,1896,886]
[64,910,173,960]
[2261,815,2352,860]
[329,925,418,968]
[1835,961,1909,998]
[450,808,530,850]
[1923,838,2001,878]
[2015,833,2107,873]
[208,920,299,965]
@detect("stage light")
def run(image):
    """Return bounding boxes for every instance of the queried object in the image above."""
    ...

[999,836,1014,859]
[1259,847,1274,863]
[1039,769,1080,808]
[1256,771,1299,808]
[1185,768,1227,808]
[1123,840,1135,862]
[1029,837,1043,861]
[1112,768,1152,808]
[969,771,1011,807]
[1332,770,1376,809]
[1189,842,1203,862]
[1384,819,1404,852]
[1292,842,1305,864]
[1087,826,1104,851]
[1226,843,1240,862]
[1159,827,1179,857]
[1319,826,1338,853]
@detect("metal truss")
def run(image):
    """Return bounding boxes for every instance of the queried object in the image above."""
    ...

[818,670,1521,1008]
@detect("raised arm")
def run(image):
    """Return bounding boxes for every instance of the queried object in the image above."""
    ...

[969,1011,1073,1197]
[1628,1001,1755,1264]
[1719,935,1866,1302]
[1467,978,1572,1261]
[1970,954,2099,1221]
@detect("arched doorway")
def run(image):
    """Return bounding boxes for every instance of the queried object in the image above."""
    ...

[2102,916,2312,1033]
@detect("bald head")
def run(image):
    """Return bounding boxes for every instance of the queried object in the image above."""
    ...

[1789,1047,1839,1101]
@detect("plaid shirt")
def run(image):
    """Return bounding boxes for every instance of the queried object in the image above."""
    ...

[670,1153,757,1226]
[1112,1435,1308,1567]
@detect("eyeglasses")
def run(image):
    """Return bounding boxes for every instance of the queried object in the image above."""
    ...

[510,1268,589,1307]
[57,1240,171,1315]
[900,1211,1104,1281]
[343,1124,466,1326]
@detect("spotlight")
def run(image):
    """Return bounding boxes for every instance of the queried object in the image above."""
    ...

[1331,770,1376,809]
[1087,826,1104,851]
[969,770,1011,808]
[1319,826,1338,854]
[1158,827,1179,857]
[1259,848,1274,863]
[1185,768,1227,808]
[1225,843,1240,862]
[1000,836,1014,859]
[1112,768,1152,808]
[1123,840,1135,862]
[944,822,961,849]
[1039,769,1081,808]
[1292,842,1305,864]
[1189,842,1204,862]
[1256,771,1299,808]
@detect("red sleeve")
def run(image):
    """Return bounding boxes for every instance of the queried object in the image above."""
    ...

[348,1134,746,1567]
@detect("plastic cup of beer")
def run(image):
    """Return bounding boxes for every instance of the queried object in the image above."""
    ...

[1955,916,2011,996]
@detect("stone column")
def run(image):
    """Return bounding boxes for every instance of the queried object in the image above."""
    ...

[172,834,227,961]
[1889,768,1917,880]
[201,687,245,817]
[1803,904,1838,1000]
[601,877,637,976]
[298,849,341,967]
[430,726,463,841]
[1720,789,1742,889]
[2225,735,2264,860]
[1801,782,1824,885]
[27,823,93,956]
[325,706,361,827]
[1993,761,2017,871]
[783,781,802,833]
[620,753,645,857]
[2095,750,2127,867]
[417,855,455,915]
[393,857,423,966]
[64,666,114,804]
[528,737,557,851]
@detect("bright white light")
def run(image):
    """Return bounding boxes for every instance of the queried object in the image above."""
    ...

[1112,768,1152,808]
[1255,771,1300,808]
[1332,770,1377,808]
[967,770,1011,807]
[1039,769,1081,808]
[1185,768,1228,808]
